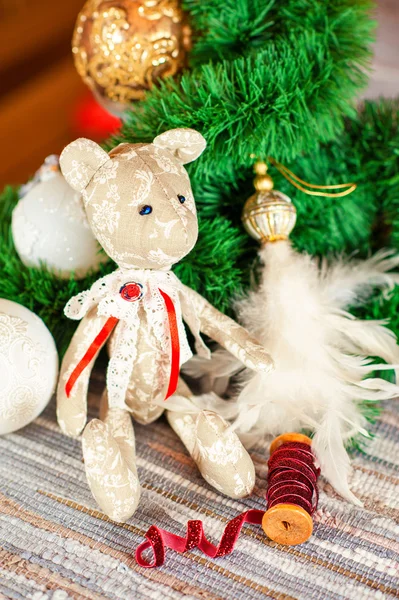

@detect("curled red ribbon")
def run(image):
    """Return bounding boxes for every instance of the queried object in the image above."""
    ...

[135,441,320,568]
[136,510,265,568]
[65,288,180,401]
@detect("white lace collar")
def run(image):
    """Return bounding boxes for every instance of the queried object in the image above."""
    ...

[64,268,210,409]
[65,268,183,321]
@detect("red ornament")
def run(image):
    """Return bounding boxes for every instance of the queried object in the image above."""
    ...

[119,282,144,302]
[73,92,121,141]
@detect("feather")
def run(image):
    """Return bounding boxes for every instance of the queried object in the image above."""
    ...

[327,313,399,382]
[182,349,243,396]
[319,249,399,308]
[227,241,399,504]
[312,416,363,506]
[156,391,238,420]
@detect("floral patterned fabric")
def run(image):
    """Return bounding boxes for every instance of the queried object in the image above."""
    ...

[60,130,204,270]
[57,128,273,522]
[168,408,256,499]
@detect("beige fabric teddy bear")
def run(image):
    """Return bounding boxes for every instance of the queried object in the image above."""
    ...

[58,128,273,522]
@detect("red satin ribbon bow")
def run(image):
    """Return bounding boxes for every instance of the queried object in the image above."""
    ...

[65,287,180,401]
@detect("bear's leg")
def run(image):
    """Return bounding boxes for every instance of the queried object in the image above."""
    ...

[167,379,255,499]
[82,390,140,522]
[57,309,111,437]
[120,330,165,425]
[125,383,165,425]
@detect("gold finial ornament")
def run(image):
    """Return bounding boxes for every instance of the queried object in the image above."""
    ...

[242,158,357,245]
[72,0,191,114]
[242,161,297,244]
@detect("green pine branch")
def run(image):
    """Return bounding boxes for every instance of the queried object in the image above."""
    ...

[2,99,398,354]
[109,0,375,180]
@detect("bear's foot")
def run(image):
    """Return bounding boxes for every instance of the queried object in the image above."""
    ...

[82,417,140,522]
[168,409,255,499]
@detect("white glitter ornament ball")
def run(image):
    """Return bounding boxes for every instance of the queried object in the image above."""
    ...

[12,155,106,279]
[0,299,58,435]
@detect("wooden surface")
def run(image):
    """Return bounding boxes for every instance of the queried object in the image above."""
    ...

[0,57,85,186]
[0,0,85,74]
[262,504,314,546]
[0,0,86,187]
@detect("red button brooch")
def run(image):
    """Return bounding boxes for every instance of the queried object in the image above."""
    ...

[119,282,144,302]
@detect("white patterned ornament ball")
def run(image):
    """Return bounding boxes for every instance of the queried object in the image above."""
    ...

[0,299,58,435]
[11,156,107,279]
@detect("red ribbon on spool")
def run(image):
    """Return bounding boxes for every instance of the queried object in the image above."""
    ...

[262,433,319,545]
[135,433,319,567]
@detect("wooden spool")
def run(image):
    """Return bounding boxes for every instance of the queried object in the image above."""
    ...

[262,432,314,545]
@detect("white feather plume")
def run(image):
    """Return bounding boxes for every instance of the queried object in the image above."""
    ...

[228,242,399,505]
[182,348,243,397]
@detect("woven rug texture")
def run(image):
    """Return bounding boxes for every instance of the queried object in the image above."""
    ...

[0,373,398,600]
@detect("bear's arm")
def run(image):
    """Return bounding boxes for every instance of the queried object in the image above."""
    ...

[180,285,274,373]
[57,308,112,437]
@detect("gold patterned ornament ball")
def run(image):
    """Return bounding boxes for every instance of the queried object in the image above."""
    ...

[72,0,191,113]
[242,161,297,245]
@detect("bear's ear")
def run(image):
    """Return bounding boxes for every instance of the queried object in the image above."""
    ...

[60,138,110,192]
[153,128,206,164]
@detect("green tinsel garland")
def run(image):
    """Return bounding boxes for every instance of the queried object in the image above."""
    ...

[1,100,398,356]
[0,187,247,355]
[0,0,389,357]
[111,0,374,178]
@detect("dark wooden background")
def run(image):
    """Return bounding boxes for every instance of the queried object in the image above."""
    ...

[0,0,398,189]
[0,0,86,187]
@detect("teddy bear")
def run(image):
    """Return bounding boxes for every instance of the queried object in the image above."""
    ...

[57,128,274,522]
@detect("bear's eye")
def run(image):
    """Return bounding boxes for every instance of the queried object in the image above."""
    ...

[139,205,153,215]
[177,194,186,204]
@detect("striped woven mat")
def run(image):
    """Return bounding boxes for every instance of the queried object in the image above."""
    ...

[0,373,398,600]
